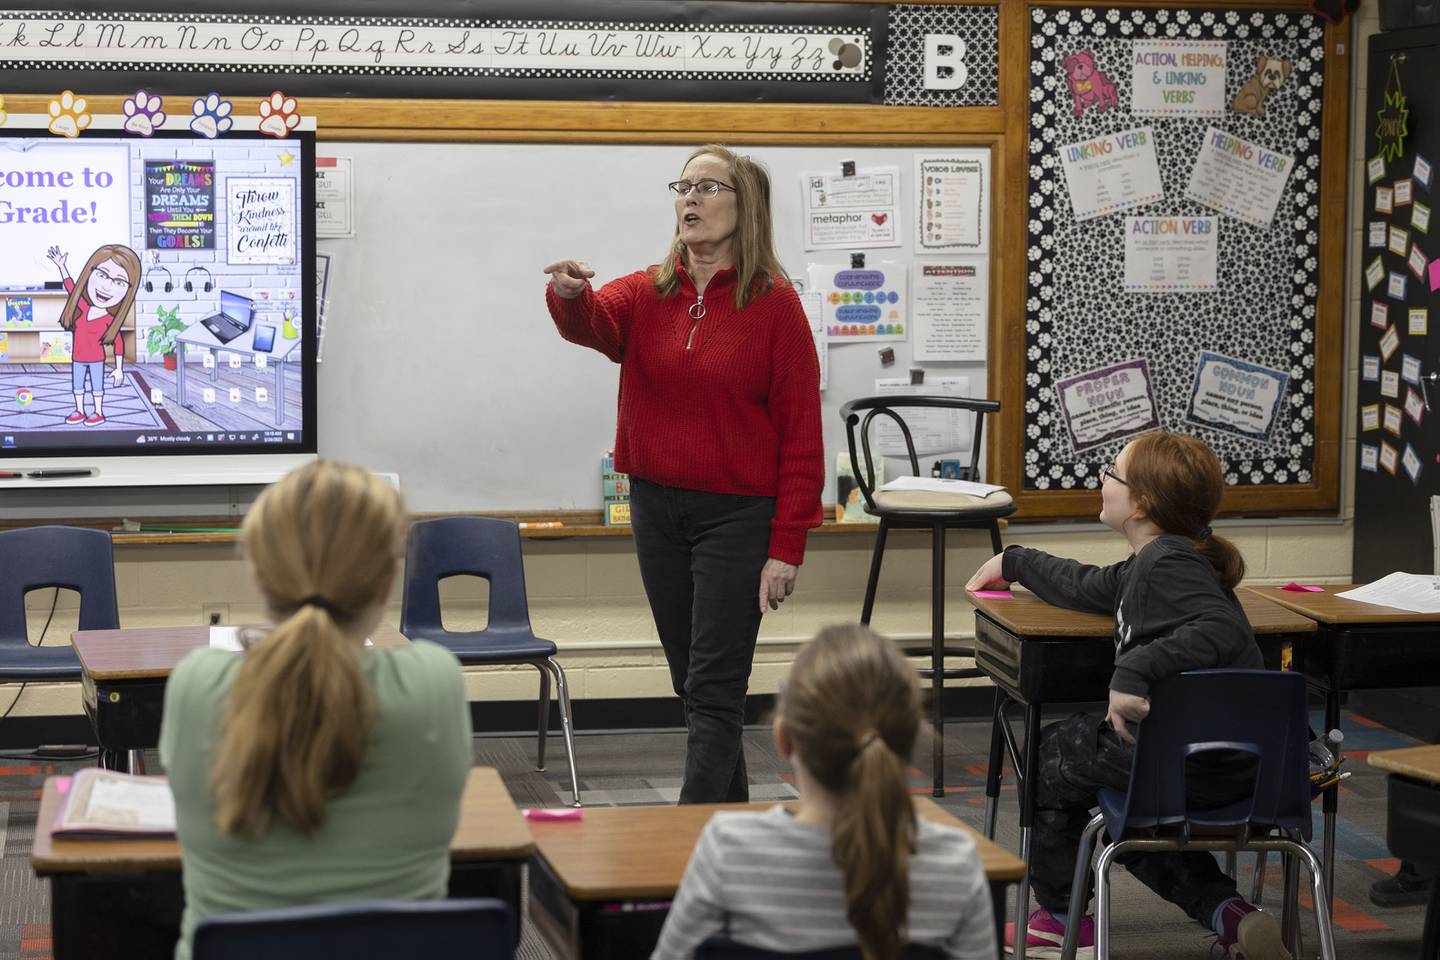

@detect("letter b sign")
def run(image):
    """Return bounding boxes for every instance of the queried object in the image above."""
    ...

[923,34,968,90]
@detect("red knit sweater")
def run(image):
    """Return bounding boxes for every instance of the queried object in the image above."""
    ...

[547,265,824,565]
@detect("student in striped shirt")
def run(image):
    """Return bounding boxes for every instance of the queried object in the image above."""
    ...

[652,625,996,960]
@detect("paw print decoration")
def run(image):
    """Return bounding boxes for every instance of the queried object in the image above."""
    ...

[257,91,301,138]
[122,90,165,136]
[189,93,233,140]
[48,91,91,138]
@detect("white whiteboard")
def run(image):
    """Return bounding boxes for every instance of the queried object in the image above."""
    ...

[316,142,992,512]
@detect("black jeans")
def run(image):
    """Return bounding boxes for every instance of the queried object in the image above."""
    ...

[630,477,774,804]
[1030,712,1252,926]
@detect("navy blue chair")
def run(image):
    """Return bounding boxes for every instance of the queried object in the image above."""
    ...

[0,525,118,683]
[1059,670,1336,960]
[401,517,580,806]
[697,940,945,959]
[192,898,513,960]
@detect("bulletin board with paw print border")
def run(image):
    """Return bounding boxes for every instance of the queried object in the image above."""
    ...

[994,4,1348,518]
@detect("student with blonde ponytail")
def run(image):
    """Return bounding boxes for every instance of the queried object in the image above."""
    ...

[966,431,1285,959]
[652,625,995,960]
[159,462,472,960]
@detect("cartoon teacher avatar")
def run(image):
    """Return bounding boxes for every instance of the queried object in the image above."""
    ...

[46,244,140,426]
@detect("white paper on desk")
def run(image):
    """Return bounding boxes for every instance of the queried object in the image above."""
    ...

[208,626,371,651]
[83,776,177,831]
[880,475,1006,497]
[1336,573,1440,614]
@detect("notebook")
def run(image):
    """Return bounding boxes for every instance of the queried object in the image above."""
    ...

[51,767,175,839]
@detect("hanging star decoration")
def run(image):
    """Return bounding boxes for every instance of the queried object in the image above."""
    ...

[1376,57,1410,163]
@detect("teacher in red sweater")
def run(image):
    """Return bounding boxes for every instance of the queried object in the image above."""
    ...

[545,144,824,804]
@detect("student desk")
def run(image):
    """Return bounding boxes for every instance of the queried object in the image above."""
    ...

[526,797,1026,960]
[72,624,409,771]
[29,766,533,960]
[1248,585,1440,908]
[970,588,1316,960]
[1368,745,1440,958]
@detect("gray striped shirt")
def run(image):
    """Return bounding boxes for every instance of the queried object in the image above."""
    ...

[652,805,996,959]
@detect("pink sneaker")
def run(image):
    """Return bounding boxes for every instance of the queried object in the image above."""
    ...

[65,411,86,424]
[1005,907,1094,959]
[83,413,105,426]
[1214,900,1290,959]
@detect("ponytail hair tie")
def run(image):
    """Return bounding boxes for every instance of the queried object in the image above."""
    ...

[298,595,342,617]
[1194,526,1213,541]
[857,730,881,751]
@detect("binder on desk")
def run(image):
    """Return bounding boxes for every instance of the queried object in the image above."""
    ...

[51,767,175,839]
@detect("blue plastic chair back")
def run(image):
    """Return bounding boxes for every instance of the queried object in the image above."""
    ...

[193,898,513,960]
[0,526,118,680]
[1102,669,1311,842]
[400,516,537,641]
[697,940,946,960]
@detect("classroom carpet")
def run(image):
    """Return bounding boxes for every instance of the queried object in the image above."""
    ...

[0,712,1429,959]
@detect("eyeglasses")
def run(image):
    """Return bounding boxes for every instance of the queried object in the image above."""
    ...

[667,178,736,198]
[92,267,130,288]
[1101,462,1128,485]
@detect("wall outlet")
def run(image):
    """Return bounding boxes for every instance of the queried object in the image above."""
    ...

[202,604,229,626]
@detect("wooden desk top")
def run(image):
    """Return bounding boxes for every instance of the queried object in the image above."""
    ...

[1368,745,1440,784]
[72,623,408,681]
[527,796,1026,901]
[1247,585,1440,625]
[31,766,532,875]
[968,588,1315,638]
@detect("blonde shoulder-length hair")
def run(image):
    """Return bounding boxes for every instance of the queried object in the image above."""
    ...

[650,144,789,310]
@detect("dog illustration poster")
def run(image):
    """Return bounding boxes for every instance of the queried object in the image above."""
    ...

[1061,50,1118,117]
[1131,41,1227,117]
[1056,127,1164,221]
[1122,216,1218,292]
[1184,127,1294,227]
[801,166,900,250]
[1185,351,1289,441]
[1055,358,1160,451]
[807,261,907,343]
[1231,55,1292,117]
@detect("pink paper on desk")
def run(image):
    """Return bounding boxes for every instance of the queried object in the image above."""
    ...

[524,807,583,821]
[1281,582,1325,592]
[54,776,72,795]
[971,590,1014,599]
[1430,259,1440,293]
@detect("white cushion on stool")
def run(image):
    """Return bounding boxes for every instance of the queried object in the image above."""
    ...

[871,489,1014,513]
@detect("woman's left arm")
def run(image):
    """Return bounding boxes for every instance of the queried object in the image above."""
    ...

[762,287,824,605]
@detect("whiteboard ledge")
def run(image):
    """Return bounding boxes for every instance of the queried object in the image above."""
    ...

[0,453,316,489]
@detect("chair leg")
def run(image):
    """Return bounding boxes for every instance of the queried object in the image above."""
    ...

[1421,876,1440,960]
[1061,815,1107,960]
[982,688,1007,840]
[989,518,1003,555]
[1224,851,1237,880]
[1281,847,1303,958]
[535,663,552,772]
[545,657,582,807]
[127,749,147,775]
[930,523,945,799]
[1287,840,1338,960]
[1094,843,1121,960]
[1251,850,1268,904]
[860,520,890,625]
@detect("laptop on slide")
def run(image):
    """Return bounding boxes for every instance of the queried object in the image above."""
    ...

[200,291,255,344]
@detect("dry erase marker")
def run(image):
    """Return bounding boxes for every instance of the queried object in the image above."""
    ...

[0,471,22,479]
[28,469,96,479]
[519,521,564,529]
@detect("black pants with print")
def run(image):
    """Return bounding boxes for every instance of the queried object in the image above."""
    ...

[1029,712,1252,926]
[630,477,774,804]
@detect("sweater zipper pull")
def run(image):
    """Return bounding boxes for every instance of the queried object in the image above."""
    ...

[685,294,706,350]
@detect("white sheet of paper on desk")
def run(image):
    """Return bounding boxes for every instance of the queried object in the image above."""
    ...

[1336,572,1440,614]
[84,775,177,831]
[208,626,371,651]
[879,475,1006,498]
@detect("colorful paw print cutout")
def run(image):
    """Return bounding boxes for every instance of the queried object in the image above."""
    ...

[258,91,302,138]
[189,93,233,139]
[122,90,166,136]
[48,91,91,138]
